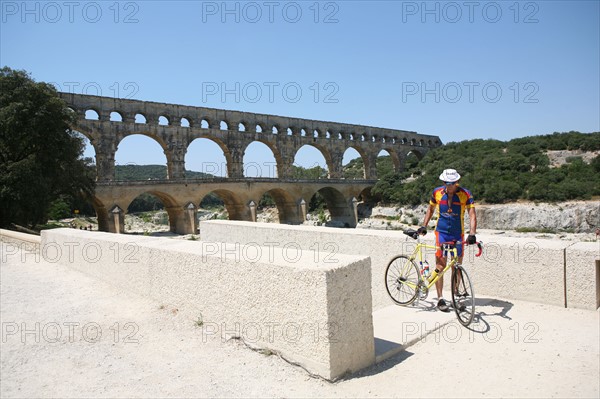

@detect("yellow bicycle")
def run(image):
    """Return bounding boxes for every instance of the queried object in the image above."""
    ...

[385,229,483,326]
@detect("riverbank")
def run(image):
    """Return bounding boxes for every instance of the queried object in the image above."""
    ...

[45,200,599,242]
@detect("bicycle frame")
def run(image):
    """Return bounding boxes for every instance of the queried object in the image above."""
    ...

[403,238,460,291]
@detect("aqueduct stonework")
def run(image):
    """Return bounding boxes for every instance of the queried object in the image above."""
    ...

[59,93,442,233]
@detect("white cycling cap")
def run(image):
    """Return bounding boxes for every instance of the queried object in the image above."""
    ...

[439,169,461,182]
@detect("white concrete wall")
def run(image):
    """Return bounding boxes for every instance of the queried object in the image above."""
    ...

[200,221,600,310]
[200,220,432,311]
[0,229,41,249]
[566,242,600,310]
[464,235,570,307]
[39,229,374,380]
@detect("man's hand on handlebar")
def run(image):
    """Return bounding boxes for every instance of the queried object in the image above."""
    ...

[417,226,427,236]
[467,234,477,245]
[465,235,483,257]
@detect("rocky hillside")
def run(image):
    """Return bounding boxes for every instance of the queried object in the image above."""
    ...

[475,201,598,232]
[356,201,599,233]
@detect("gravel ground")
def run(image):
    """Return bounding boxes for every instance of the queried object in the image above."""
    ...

[1,242,599,398]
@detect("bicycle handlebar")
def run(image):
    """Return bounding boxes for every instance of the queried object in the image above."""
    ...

[404,229,483,257]
[466,241,484,257]
[440,240,484,257]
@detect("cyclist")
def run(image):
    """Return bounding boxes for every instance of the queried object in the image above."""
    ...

[418,168,477,312]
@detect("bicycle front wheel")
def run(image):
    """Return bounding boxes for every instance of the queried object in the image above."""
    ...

[451,265,475,326]
[385,255,420,305]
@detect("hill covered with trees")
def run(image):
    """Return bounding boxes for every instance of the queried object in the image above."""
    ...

[115,165,213,180]
[372,131,600,205]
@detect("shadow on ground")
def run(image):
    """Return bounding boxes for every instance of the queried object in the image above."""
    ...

[347,296,516,381]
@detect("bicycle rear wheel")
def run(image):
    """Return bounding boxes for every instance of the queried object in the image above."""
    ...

[385,255,420,305]
[451,265,475,326]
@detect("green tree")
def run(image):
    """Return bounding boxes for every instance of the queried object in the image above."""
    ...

[47,197,72,220]
[0,67,95,228]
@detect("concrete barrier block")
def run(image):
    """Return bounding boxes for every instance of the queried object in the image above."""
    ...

[0,229,41,254]
[41,229,158,297]
[40,228,374,380]
[199,221,592,309]
[464,235,571,307]
[200,220,421,311]
[565,241,600,310]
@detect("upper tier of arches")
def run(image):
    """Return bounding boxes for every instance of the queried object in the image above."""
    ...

[62,93,442,181]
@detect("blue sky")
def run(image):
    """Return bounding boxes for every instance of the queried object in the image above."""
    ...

[2,0,599,176]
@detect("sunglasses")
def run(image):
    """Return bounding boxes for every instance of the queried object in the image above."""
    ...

[444,181,458,186]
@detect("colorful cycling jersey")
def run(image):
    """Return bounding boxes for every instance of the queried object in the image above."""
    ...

[429,186,475,236]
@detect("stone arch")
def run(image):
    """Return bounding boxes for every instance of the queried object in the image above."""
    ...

[255,188,300,224]
[242,140,282,178]
[199,189,247,221]
[356,186,373,203]
[67,123,102,178]
[114,133,170,179]
[85,109,100,120]
[124,190,181,233]
[407,148,426,160]
[307,186,356,227]
[378,148,401,173]
[293,144,333,177]
[109,111,123,122]
[159,116,170,126]
[186,136,231,177]
[180,117,192,127]
[116,131,169,154]
[343,145,369,179]
[399,149,424,176]
[69,126,98,153]
[135,113,147,123]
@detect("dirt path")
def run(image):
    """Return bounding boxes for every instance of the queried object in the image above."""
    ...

[1,243,598,398]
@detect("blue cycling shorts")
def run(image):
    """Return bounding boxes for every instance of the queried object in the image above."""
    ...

[435,231,464,258]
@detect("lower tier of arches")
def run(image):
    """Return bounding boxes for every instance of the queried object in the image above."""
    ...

[91,179,375,234]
